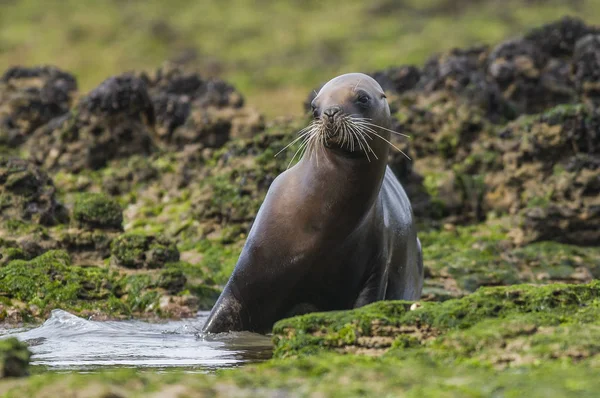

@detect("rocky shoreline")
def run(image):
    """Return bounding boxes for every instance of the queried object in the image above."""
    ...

[0,16,599,397]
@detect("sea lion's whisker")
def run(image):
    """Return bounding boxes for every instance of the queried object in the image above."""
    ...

[320,126,327,164]
[347,127,355,152]
[359,126,411,160]
[309,126,324,167]
[350,127,369,161]
[274,123,317,157]
[344,118,353,151]
[351,125,378,161]
[350,118,411,138]
[347,124,370,160]
[339,124,348,149]
[287,135,312,169]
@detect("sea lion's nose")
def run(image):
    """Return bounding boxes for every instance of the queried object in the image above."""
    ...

[323,106,341,121]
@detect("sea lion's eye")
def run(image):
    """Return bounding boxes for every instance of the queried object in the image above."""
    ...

[357,95,370,105]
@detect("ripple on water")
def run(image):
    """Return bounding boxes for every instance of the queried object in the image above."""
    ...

[0,309,272,372]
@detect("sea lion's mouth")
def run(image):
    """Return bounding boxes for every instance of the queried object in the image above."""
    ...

[323,126,364,157]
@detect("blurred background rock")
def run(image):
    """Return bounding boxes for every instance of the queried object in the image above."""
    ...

[1,0,599,118]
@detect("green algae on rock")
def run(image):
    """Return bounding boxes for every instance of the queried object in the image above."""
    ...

[0,250,119,319]
[0,338,30,379]
[72,193,123,231]
[273,281,600,359]
[4,347,600,397]
[420,222,600,301]
[0,158,68,226]
[110,233,179,269]
[0,249,215,322]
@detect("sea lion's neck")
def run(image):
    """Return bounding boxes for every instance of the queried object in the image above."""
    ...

[294,147,388,235]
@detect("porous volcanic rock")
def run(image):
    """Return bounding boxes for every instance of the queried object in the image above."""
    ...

[0,66,77,147]
[142,63,264,149]
[28,74,156,172]
[490,104,600,245]
[0,158,68,225]
[372,17,600,121]
[572,33,600,105]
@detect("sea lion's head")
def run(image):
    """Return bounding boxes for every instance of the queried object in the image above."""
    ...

[308,73,399,161]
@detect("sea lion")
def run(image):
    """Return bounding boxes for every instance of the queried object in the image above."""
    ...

[202,73,423,334]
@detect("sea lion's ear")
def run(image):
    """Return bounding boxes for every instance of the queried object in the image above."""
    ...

[381,93,387,99]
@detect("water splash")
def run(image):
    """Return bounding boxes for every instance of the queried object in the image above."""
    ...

[0,309,272,372]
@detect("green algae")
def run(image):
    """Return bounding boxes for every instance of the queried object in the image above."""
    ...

[0,250,121,318]
[0,338,30,379]
[273,281,600,358]
[72,193,123,230]
[3,352,600,397]
[0,250,217,319]
[110,233,179,269]
[420,223,600,299]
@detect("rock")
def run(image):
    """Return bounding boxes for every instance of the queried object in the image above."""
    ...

[371,65,421,94]
[573,34,600,105]
[0,337,31,378]
[142,63,264,149]
[522,205,600,245]
[365,17,600,123]
[418,46,515,122]
[0,158,68,226]
[72,193,123,231]
[0,66,77,147]
[28,74,156,172]
[101,155,159,196]
[489,104,600,245]
[524,16,598,57]
[158,294,198,318]
[488,37,578,115]
[157,268,187,294]
[273,281,600,358]
[110,233,179,269]
[57,228,117,265]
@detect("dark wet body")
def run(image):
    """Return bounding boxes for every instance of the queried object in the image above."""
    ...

[202,73,423,334]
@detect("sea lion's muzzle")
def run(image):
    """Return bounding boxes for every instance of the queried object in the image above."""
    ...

[323,106,341,122]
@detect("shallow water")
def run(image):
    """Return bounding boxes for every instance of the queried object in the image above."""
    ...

[0,309,272,373]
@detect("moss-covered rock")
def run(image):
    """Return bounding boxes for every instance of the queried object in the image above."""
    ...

[0,247,27,266]
[0,338,31,378]
[110,233,179,269]
[157,268,187,294]
[273,281,600,359]
[0,158,68,226]
[55,228,117,266]
[72,193,123,231]
[0,251,112,309]
[5,343,600,397]
[0,250,217,322]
